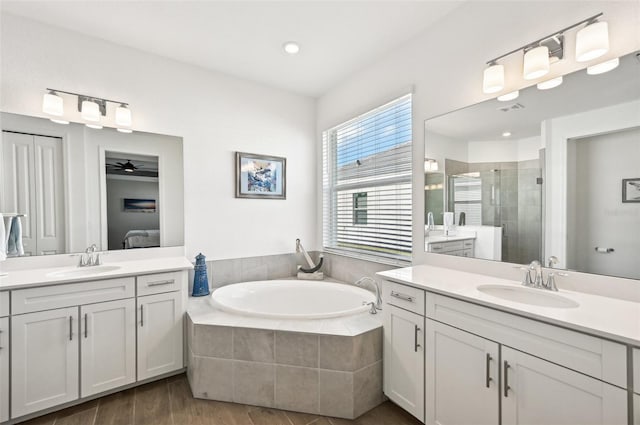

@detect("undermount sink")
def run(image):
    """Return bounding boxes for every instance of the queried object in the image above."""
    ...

[477,284,579,309]
[47,265,122,278]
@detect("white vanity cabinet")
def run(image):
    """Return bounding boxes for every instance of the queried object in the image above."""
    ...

[11,307,79,418]
[381,278,630,425]
[80,298,136,397]
[0,312,9,423]
[137,280,183,381]
[382,281,426,421]
[424,320,499,425]
[427,239,474,257]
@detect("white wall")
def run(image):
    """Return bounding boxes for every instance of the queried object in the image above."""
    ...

[1,13,317,260]
[106,177,159,250]
[571,128,640,279]
[317,0,640,282]
[467,136,541,163]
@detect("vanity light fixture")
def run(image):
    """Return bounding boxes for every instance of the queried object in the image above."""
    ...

[575,20,609,62]
[42,90,69,124]
[537,76,563,90]
[424,158,439,172]
[482,13,608,94]
[42,88,133,132]
[283,41,300,55]
[587,57,620,75]
[497,90,519,102]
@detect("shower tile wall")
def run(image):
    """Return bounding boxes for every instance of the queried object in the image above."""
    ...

[517,159,542,264]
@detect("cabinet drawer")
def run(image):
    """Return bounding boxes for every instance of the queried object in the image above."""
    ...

[430,241,464,253]
[383,280,425,316]
[12,277,135,314]
[137,271,183,296]
[0,292,8,317]
[461,249,473,257]
[426,293,627,388]
[463,240,474,248]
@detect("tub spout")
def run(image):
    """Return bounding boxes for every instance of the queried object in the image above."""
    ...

[355,277,382,310]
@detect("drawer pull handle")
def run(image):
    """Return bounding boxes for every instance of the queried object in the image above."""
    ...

[390,291,414,303]
[84,313,88,338]
[414,325,421,352]
[485,353,493,388]
[503,361,511,397]
[140,305,144,327]
[147,279,175,287]
[69,316,73,341]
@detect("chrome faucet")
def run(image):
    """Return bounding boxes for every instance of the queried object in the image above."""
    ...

[355,276,382,310]
[79,244,101,267]
[518,260,566,292]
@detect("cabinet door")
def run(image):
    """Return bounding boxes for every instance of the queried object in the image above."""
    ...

[0,317,9,423]
[81,299,136,397]
[502,346,627,425]
[383,304,424,422]
[425,319,499,425]
[137,291,183,380]
[11,307,79,418]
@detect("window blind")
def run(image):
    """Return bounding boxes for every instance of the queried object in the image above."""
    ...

[322,94,412,262]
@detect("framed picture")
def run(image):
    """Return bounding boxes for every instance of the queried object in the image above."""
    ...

[123,198,157,212]
[622,178,640,203]
[236,152,286,199]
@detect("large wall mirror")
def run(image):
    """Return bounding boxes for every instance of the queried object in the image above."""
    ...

[424,52,640,280]
[0,112,184,257]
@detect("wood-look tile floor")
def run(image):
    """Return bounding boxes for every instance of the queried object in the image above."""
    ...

[19,374,421,425]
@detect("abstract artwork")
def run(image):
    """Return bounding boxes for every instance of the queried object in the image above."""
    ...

[236,152,286,199]
[622,178,640,203]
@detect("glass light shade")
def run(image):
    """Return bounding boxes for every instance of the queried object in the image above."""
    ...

[424,159,439,172]
[115,105,132,127]
[117,128,133,134]
[482,64,504,94]
[50,118,69,125]
[497,91,519,102]
[85,123,103,129]
[575,21,609,62]
[537,76,563,90]
[587,57,619,75]
[283,41,300,55]
[81,100,100,122]
[523,46,550,80]
[42,92,64,116]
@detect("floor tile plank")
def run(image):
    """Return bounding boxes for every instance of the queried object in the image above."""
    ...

[248,407,293,425]
[135,379,173,425]
[169,375,219,425]
[94,388,135,425]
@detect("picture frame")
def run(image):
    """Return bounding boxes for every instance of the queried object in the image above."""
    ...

[622,178,640,203]
[235,152,286,199]
[123,198,157,212]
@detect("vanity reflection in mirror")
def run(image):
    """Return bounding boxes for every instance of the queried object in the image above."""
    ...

[424,52,640,280]
[0,112,184,257]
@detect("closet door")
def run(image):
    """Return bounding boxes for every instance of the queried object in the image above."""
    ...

[0,317,9,423]
[33,135,65,255]
[1,131,36,256]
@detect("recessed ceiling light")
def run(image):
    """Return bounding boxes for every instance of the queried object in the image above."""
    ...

[497,91,519,102]
[502,131,512,137]
[283,41,300,55]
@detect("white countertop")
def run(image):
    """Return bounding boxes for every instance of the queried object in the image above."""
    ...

[425,235,475,244]
[377,265,640,346]
[0,256,193,290]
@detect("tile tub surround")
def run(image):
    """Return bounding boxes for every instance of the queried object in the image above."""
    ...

[186,314,384,419]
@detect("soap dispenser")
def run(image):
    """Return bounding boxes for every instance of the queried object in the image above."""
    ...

[192,253,210,297]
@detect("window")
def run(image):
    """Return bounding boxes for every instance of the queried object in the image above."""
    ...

[322,94,412,262]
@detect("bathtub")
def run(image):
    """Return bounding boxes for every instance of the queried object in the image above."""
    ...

[210,279,376,319]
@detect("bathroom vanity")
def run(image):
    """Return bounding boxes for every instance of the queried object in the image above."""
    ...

[0,252,191,423]
[378,265,639,425]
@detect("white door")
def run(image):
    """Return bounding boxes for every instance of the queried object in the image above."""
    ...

[137,291,183,380]
[33,135,65,255]
[1,131,36,256]
[0,317,9,423]
[1,131,65,256]
[11,307,79,418]
[383,304,424,422]
[81,298,136,397]
[502,346,627,425]
[424,319,499,425]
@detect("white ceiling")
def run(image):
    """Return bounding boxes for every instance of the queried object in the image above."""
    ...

[1,1,462,97]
